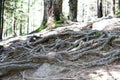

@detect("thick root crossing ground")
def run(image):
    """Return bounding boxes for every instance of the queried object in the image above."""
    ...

[0,28,120,79]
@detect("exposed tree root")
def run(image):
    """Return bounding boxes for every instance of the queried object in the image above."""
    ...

[0,29,120,77]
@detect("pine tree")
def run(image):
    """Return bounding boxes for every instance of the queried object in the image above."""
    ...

[68,0,78,22]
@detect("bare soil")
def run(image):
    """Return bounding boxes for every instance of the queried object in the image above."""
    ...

[0,18,120,80]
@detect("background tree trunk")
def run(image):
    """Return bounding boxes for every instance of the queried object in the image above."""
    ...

[20,24,22,35]
[112,0,115,15]
[41,0,48,27]
[12,2,17,37]
[110,0,115,16]
[13,16,17,37]
[53,0,63,21]
[97,0,103,18]
[27,0,30,34]
[119,0,120,10]
[0,0,5,40]
[0,0,1,40]
[104,0,108,17]
[68,0,78,22]
[41,0,63,28]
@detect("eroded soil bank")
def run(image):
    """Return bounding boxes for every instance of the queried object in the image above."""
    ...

[0,17,120,80]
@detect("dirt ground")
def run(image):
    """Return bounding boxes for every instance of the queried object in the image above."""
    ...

[0,17,120,80]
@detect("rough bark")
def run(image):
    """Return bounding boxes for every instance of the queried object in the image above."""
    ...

[53,0,63,21]
[68,0,78,22]
[41,0,63,28]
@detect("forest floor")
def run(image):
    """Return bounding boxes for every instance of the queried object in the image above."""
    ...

[0,17,120,80]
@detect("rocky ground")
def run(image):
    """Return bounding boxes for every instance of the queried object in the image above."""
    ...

[0,17,120,80]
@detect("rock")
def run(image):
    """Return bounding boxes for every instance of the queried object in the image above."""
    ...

[23,63,70,80]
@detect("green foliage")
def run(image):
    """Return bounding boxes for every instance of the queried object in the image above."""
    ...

[35,16,65,32]
[115,10,120,16]
[54,14,65,28]
[35,25,47,32]
[54,20,64,27]
[36,13,66,32]
[3,0,44,38]
[4,0,28,37]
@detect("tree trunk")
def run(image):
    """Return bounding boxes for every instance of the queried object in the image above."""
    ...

[20,24,22,35]
[53,0,63,21]
[0,0,2,40]
[41,0,49,27]
[97,0,103,18]
[110,0,115,16]
[102,0,108,17]
[112,0,115,15]
[119,0,120,10]
[0,0,4,40]
[13,17,17,37]
[68,0,78,22]
[27,0,30,34]
[41,0,63,28]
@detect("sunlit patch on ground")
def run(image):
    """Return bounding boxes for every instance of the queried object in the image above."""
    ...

[89,65,120,80]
